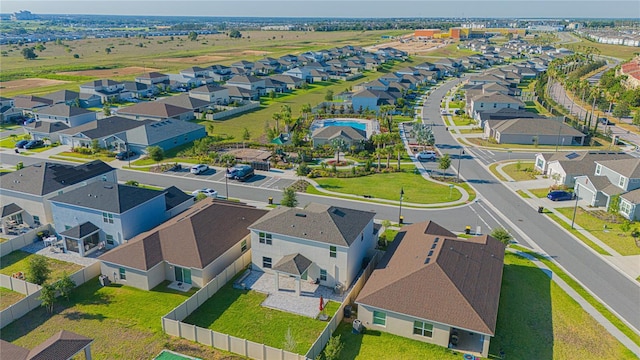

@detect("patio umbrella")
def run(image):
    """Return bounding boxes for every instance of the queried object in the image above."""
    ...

[319,295,324,311]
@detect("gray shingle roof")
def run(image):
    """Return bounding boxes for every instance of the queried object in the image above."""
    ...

[489,118,584,136]
[26,121,70,134]
[273,253,313,276]
[99,199,267,270]
[60,221,100,239]
[49,182,164,213]
[1,203,23,217]
[59,116,153,139]
[597,158,640,179]
[356,221,505,335]
[40,90,80,103]
[123,119,204,146]
[37,104,95,117]
[163,186,193,210]
[117,102,191,118]
[249,203,375,247]
[553,152,633,176]
[311,126,366,141]
[0,160,114,196]
[157,94,211,110]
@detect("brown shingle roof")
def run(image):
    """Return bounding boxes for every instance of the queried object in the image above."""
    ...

[27,330,92,360]
[117,102,191,118]
[0,340,29,360]
[356,221,505,335]
[99,199,267,270]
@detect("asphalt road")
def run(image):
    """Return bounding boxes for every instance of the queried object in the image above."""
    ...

[425,79,640,332]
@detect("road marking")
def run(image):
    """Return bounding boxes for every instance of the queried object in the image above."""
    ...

[486,150,495,156]
[259,177,281,188]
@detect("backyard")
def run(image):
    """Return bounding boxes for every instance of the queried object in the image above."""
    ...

[555,208,640,256]
[311,170,463,204]
[0,279,237,359]
[0,287,25,310]
[0,250,83,281]
[183,281,340,355]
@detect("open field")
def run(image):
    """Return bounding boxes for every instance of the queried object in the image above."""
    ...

[0,30,410,97]
[555,207,640,256]
[415,42,480,59]
[565,38,640,60]
[0,279,240,360]
[0,250,83,281]
[366,38,442,55]
[184,281,340,355]
[0,78,71,93]
[58,66,160,77]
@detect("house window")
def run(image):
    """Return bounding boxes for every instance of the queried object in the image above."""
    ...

[103,212,114,224]
[263,257,272,269]
[33,216,40,226]
[595,164,602,175]
[373,311,386,326]
[413,321,433,337]
[241,239,247,252]
[619,176,626,188]
[493,103,497,108]
[620,201,632,216]
[106,234,114,245]
[480,103,484,108]
[259,232,272,245]
[320,269,327,281]
[329,246,337,258]
[119,268,126,280]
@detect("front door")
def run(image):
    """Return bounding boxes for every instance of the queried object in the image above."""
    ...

[174,266,192,284]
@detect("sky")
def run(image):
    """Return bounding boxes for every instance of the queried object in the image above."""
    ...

[2,0,638,18]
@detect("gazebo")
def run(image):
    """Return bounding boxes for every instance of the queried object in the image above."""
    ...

[272,253,313,296]
[0,330,93,360]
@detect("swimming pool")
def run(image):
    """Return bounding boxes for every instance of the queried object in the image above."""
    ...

[319,120,367,131]
[310,118,380,138]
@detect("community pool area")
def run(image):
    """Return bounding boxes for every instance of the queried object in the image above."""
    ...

[310,118,380,138]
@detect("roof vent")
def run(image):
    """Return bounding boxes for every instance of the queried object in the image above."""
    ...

[303,232,307,236]
[295,213,307,217]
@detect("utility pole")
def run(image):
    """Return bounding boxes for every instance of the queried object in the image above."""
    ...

[225,160,229,200]
[398,187,404,224]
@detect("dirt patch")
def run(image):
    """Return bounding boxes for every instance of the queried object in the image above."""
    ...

[58,66,160,77]
[241,50,271,56]
[158,55,228,63]
[366,38,446,54]
[0,78,70,92]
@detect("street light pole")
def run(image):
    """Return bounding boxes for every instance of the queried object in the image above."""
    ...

[456,148,464,183]
[225,160,229,200]
[398,187,404,224]
[571,187,579,229]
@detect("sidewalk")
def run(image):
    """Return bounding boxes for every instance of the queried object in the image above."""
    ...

[510,248,640,358]
[494,161,640,280]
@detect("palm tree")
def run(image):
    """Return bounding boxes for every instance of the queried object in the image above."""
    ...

[301,103,312,123]
[371,133,385,171]
[330,138,348,164]
[394,142,405,170]
[272,113,282,133]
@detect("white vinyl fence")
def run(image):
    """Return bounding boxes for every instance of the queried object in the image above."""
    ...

[0,224,54,257]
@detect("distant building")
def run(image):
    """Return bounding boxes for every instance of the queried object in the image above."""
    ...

[11,10,37,21]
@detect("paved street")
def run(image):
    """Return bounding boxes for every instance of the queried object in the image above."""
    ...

[423,79,640,332]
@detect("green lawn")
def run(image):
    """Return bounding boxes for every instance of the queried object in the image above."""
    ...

[488,253,636,360]
[0,279,216,360]
[448,100,464,109]
[56,151,116,162]
[416,43,479,59]
[530,187,551,198]
[500,162,537,181]
[458,128,483,134]
[488,163,508,181]
[0,287,25,310]
[184,282,339,355]
[511,245,640,349]
[0,135,29,148]
[555,207,640,256]
[545,213,611,256]
[0,251,83,282]
[313,170,462,204]
[516,189,530,199]
[451,115,475,126]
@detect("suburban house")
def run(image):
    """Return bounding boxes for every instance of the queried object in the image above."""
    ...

[351,89,398,112]
[38,89,101,108]
[119,119,206,154]
[311,126,367,149]
[225,75,266,98]
[13,95,54,112]
[156,94,212,113]
[356,221,505,358]
[24,121,70,143]
[121,81,154,99]
[484,118,585,145]
[270,74,305,90]
[79,79,126,103]
[248,203,377,295]
[99,199,268,290]
[57,116,154,149]
[49,182,193,255]
[33,104,97,127]
[0,96,22,123]
[0,160,116,225]
[189,84,230,104]
[116,102,194,121]
[534,151,632,186]
[468,92,524,118]
[134,72,170,86]
[575,158,640,220]
[225,85,259,101]
[0,330,93,360]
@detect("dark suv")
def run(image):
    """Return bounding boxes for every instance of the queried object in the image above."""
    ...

[24,140,44,149]
[547,190,574,201]
[115,150,136,160]
[226,165,254,181]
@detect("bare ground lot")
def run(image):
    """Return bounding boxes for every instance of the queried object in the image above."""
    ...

[0,78,70,93]
[367,39,445,54]
[58,66,160,77]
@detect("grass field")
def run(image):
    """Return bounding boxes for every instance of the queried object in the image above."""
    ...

[0,30,409,96]
[313,170,462,204]
[0,251,83,282]
[415,43,479,59]
[488,253,636,359]
[488,163,508,181]
[0,279,238,360]
[0,287,25,310]
[500,161,537,181]
[183,281,339,355]
[530,187,551,198]
[555,207,640,256]
[545,213,611,256]
[565,37,640,60]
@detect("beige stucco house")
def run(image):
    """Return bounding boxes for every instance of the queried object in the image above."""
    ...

[355,221,505,358]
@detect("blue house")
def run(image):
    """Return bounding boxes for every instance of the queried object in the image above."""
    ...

[49,182,193,256]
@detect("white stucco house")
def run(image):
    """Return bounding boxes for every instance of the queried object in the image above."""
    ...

[248,203,377,295]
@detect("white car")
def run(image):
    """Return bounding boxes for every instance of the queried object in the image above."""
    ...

[417,150,437,161]
[192,188,218,198]
[440,109,448,115]
[190,164,208,175]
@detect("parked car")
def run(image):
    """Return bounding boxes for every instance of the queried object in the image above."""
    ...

[190,164,209,175]
[24,140,44,149]
[23,118,35,125]
[115,150,136,160]
[440,109,448,115]
[598,117,612,125]
[15,140,29,148]
[192,188,218,198]
[226,164,254,181]
[547,190,575,201]
[417,150,437,161]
